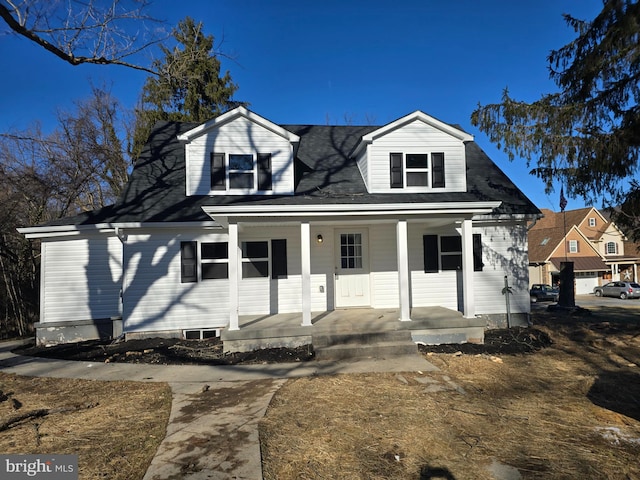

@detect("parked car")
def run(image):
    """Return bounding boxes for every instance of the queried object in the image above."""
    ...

[593,281,640,299]
[530,284,559,303]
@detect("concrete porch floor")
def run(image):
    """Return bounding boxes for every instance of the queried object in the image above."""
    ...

[221,307,487,352]
[236,306,474,332]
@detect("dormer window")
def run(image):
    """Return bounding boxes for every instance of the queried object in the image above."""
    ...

[210,152,272,192]
[390,152,445,189]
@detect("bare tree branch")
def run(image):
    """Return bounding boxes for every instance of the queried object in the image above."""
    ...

[0,0,166,75]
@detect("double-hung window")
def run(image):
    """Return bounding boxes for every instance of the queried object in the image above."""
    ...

[241,239,288,279]
[242,241,269,278]
[180,241,229,282]
[405,154,429,187]
[390,152,445,189]
[423,234,483,272]
[568,240,579,253]
[229,154,254,189]
[210,152,273,192]
[201,242,229,279]
[180,239,288,282]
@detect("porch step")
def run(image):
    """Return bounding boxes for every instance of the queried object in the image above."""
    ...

[313,330,412,348]
[314,340,418,361]
[313,330,418,361]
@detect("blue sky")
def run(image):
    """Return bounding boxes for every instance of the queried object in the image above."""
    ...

[0,0,604,211]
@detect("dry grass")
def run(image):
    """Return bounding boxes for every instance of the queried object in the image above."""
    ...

[0,374,171,480]
[260,314,640,479]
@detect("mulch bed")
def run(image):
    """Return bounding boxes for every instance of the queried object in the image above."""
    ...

[15,326,552,365]
[419,326,553,355]
[15,337,315,365]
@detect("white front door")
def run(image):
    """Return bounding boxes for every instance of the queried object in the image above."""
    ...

[335,229,371,307]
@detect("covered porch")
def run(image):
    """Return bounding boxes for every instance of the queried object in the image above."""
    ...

[221,306,486,355]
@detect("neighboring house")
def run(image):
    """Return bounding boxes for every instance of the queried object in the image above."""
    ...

[528,207,640,294]
[19,107,540,347]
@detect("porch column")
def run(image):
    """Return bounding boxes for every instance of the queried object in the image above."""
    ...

[301,221,312,326]
[396,219,411,321]
[461,219,475,319]
[228,221,240,331]
[635,264,638,283]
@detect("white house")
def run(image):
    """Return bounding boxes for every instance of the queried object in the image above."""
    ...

[19,107,541,347]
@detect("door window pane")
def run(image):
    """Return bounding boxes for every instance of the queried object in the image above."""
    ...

[340,233,363,269]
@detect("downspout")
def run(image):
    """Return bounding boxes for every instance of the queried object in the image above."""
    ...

[114,227,127,338]
[527,215,541,231]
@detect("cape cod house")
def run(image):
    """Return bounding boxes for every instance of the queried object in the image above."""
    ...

[19,107,540,349]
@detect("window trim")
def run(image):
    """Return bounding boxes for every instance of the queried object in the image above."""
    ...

[389,152,445,190]
[606,241,618,255]
[568,239,579,253]
[240,239,288,279]
[423,234,483,272]
[210,152,273,193]
[588,218,596,227]
[201,242,229,280]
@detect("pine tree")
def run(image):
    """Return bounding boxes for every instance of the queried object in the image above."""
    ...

[471,0,639,215]
[131,17,243,159]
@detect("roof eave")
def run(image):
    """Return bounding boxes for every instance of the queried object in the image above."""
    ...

[177,106,300,143]
[352,110,474,156]
[202,201,501,219]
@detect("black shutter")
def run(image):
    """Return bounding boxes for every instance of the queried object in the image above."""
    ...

[432,152,445,188]
[271,239,287,279]
[473,234,483,271]
[390,153,403,188]
[180,241,197,283]
[423,235,439,273]
[258,153,272,191]
[210,152,226,190]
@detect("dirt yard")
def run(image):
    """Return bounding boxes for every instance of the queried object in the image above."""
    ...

[4,305,640,479]
[260,308,640,479]
[0,374,171,480]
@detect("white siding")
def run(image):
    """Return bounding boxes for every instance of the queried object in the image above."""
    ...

[237,226,303,315]
[369,224,399,308]
[73,219,530,335]
[310,227,333,312]
[473,223,530,314]
[186,116,295,196]
[123,227,308,332]
[367,119,466,193]
[41,235,122,323]
[408,225,460,311]
[123,230,230,332]
[407,222,530,314]
[355,147,369,191]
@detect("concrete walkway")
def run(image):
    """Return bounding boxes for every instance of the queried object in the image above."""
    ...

[0,340,437,479]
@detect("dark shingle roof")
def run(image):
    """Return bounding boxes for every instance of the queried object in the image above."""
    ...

[43,119,540,227]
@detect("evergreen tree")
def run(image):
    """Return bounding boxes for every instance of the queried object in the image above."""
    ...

[131,17,242,159]
[471,0,639,228]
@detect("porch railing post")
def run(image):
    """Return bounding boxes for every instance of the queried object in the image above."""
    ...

[301,221,312,326]
[228,221,240,331]
[396,219,411,321]
[461,218,475,319]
